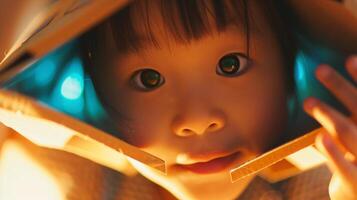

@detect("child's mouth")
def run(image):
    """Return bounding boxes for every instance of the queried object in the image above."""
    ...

[175,151,241,174]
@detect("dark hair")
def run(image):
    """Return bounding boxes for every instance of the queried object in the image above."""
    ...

[80,0,296,92]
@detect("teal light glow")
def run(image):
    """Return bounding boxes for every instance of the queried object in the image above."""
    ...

[34,59,57,86]
[60,74,83,100]
[294,50,321,101]
[59,57,84,100]
[294,51,307,91]
[51,56,85,117]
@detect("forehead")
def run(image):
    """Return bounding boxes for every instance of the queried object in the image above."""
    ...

[104,0,252,54]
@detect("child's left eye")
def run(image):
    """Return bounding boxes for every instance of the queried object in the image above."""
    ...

[216,53,250,77]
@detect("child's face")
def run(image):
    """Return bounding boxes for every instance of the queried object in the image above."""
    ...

[93,1,289,198]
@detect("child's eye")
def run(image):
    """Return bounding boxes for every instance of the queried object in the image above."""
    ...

[131,68,165,91]
[216,53,250,77]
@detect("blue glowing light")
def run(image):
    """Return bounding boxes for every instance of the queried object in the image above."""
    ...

[294,52,308,92]
[49,56,85,117]
[58,57,84,100]
[60,74,84,100]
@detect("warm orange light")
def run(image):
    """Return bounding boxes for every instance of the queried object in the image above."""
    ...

[0,108,73,148]
[286,146,326,170]
[0,140,65,200]
[0,107,136,176]
[0,89,165,175]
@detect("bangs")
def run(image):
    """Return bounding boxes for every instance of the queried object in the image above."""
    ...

[84,0,251,54]
[80,0,297,93]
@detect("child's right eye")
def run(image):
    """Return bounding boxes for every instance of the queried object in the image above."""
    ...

[130,68,165,91]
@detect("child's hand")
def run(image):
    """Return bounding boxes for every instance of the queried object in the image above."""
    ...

[303,56,357,200]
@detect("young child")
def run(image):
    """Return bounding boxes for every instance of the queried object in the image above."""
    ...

[1,0,356,200]
[78,0,357,199]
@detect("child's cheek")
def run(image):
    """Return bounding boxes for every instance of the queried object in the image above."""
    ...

[246,86,288,152]
[111,94,174,148]
[227,95,287,154]
[223,66,289,153]
[113,117,164,148]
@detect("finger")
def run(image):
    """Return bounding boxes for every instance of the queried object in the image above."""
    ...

[315,134,357,193]
[315,132,357,182]
[304,97,357,156]
[315,64,357,115]
[346,55,357,83]
[345,152,357,166]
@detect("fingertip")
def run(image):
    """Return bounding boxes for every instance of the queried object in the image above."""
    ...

[303,97,318,112]
[315,64,333,81]
[346,55,357,74]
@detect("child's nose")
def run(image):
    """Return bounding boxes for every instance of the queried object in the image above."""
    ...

[171,113,226,137]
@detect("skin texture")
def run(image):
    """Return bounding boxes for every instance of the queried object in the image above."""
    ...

[91,1,290,199]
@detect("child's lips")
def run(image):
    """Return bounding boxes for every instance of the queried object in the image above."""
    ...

[174,151,242,174]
